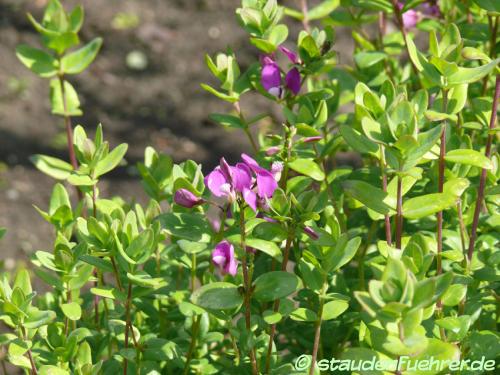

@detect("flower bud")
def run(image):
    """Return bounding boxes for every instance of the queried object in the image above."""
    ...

[303,226,319,240]
[174,189,204,208]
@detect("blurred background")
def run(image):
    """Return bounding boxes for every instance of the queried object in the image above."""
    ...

[0,0,353,265]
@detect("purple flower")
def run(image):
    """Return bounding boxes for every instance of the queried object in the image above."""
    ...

[398,2,420,30]
[212,240,238,276]
[303,136,322,143]
[265,146,281,156]
[260,47,301,97]
[204,155,279,212]
[261,58,282,97]
[303,226,319,240]
[279,46,299,64]
[285,68,301,95]
[241,153,278,199]
[174,188,204,208]
[422,3,440,17]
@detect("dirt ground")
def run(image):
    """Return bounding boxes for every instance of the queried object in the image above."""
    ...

[0,0,354,266]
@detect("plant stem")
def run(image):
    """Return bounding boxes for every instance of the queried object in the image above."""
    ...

[300,0,311,32]
[309,283,327,375]
[57,74,83,201]
[481,16,498,95]
[358,220,377,291]
[457,200,467,254]
[239,202,258,375]
[395,174,403,249]
[279,124,294,190]
[183,315,201,375]
[123,282,133,375]
[111,256,123,291]
[380,145,392,246]
[21,327,37,375]
[436,89,448,276]
[467,75,500,262]
[234,102,258,153]
[264,227,295,373]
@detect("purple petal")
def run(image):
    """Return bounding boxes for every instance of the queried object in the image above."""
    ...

[279,46,299,64]
[205,168,229,197]
[265,146,280,156]
[243,188,258,212]
[174,189,204,208]
[241,153,261,171]
[261,62,281,92]
[219,158,233,182]
[303,136,322,143]
[212,240,238,276]
[285,68,301,95]
[256,169,278,198]
[232,163,253,192]
[304,226,319,240]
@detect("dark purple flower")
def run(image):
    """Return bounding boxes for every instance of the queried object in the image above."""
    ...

[261,58,282,97]
[304,226,319,240]
[212,240,238,276]
[285,67,301,95]
[279,46,299,64]
[174,188,204,208]
[421,3,440,17]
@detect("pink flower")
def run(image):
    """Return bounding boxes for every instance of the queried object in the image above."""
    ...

[398,2,421,30]
[204,155,279,212]
[174,188,204,208]
[212,240,238,276]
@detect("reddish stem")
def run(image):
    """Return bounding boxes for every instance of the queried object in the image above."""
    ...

[467,76,500,261]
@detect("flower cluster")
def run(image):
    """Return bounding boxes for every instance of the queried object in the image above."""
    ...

[204,154,281,211]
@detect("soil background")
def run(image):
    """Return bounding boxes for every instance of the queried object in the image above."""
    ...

[0,0,353,268]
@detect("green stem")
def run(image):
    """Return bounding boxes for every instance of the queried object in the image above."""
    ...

[309,283,327,375]
[239,202,259,375]
[234,102,258,153]
[123,282,133,375]
[264,226,295,373]
[395,174,403,249]
[22,326,37,375]
[183,315,201,375]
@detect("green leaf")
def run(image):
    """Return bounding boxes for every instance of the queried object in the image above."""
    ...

[209,113,245,129]
[445,149,493,169]
[403,193,456,219]
[441,284,467,306]
[342,180,394,215]
[127,272,165,288]
[79,255,114,273]
[179,302,205,317]
[94,143,128,177]
[308,0,340,20]
[354,51,387,69]
[446,58,500,87]
[472,0,500,12]
[325,236,362,272]
[192,282,243,310]
[90,287,125,300]
[61,302,82,321]
[245,238,282,261]
[288,159,325,181]
[24,309,56,329]
[158,212,211,242]
[253,271,302,302]
[268,24,288,47]
[262,310,282,324]
[200,83,239,103]
[39,365,70,375]
[339,125,378,154]
[30,154,73,179]
[50,78,82,116]
[290,307,317,322]
[322,300,349,320]
[61,38,103,74]
[16,45,58,77]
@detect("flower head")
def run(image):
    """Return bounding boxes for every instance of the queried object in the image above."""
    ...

[212,240,238,276]
[398,2,420,30]
[205,154,279,212]
[174,188,204,208]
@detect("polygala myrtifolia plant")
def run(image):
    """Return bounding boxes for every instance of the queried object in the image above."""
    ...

[0,0,498,374]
